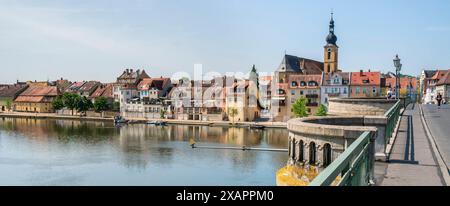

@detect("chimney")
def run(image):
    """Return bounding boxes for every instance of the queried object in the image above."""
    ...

[360,70,363,76]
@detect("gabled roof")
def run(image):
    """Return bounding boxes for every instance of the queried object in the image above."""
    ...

[137,78,153,91]
[90,84,113,99]
[15,86,58,103]
[79,81,100,92]
[0,84,28,98]
[351,71,381,86]
[67,82,86,92]
[437,70,450,86]
[150,78,171,90]
[423,70,438,78]
[432,70,447,80]
[322,72,350,86]
[277,54,324,75]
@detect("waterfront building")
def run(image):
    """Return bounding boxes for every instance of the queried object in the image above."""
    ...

[320,72,350,106]
[349,71,381,98]
[287,74,323,115]
[436,69,450,103]
[90,83,114,104]
[137,77,172,101]
[78,81,101,98]
[113,69,150,111]
[121,76,173,119]
[169,78,226,121]
[0,84,29,112]
[13,86,59,113]
[225,79,260,122]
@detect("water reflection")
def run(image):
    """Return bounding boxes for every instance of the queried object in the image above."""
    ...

[0,117,288,185]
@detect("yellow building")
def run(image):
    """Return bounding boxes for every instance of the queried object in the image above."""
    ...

[225,80,260,122]
[13,86,59,113]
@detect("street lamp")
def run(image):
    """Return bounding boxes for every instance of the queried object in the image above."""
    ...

[393,55,402,100]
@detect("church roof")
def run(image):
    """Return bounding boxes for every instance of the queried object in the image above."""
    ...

[277,55,324,74]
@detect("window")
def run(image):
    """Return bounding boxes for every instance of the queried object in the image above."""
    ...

[291,90,295,95]
[373,87,377,94]
[309,142,316,165]
[291,81,298,87]
[300,81,306,86]
[327,64,331,73]
[308,81,318,86]
[327,50,331,60]
[363,88,367,94]
[323,144,332,167]
[356,88,360,94]
[300,91,304,95]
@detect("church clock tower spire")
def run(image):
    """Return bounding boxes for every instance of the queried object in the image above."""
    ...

[324,12,339,74]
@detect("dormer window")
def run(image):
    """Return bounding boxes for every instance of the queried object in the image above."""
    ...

[300,81,307,86]
[291,81,298,87]
[308,81,318,86]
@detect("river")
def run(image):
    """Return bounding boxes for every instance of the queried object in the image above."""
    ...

[0,117,288,186]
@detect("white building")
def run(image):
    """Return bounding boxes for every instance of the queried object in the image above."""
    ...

[321,72,351,106]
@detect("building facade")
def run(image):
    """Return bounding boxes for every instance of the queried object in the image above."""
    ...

[436,70,450,103]
[13,86,59,113]
[321,72,350,106]
[350,71,381,98]
[0,84,29,112]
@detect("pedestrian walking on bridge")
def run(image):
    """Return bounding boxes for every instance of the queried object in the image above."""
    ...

[436,93,443,109]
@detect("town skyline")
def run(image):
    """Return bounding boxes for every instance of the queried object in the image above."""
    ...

[1,0,450,83]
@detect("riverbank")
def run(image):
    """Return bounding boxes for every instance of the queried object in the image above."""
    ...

[0,112,287,129]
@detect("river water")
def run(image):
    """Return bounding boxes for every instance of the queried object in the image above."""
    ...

[0,117,288,186]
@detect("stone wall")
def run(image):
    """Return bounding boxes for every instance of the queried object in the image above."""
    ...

[328,98,397,116]
[287,116,377,168]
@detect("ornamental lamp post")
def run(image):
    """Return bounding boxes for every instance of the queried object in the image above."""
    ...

[393,55,402,100]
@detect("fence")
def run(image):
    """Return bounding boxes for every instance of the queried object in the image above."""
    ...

[309,131,375,186]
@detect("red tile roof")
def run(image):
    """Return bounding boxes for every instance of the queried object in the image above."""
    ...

[351,71,381,86]
[437,70,450,86]
[19,86,58,96]
[14,86,58,103]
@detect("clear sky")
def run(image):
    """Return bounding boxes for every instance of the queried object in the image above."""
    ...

[0,0,449,83]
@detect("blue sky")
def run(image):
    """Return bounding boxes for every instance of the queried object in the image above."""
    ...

[0,0,449,83]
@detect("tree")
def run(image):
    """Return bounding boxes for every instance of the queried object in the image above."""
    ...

[62,93,80,115]
[52,96,64,111]
[315,104,328,117]
[112,102,120,111]
[94,97,109,112]
[5,100,12,111]
[76,96,93,116]
[228,107,239,124]
[292,97,309,118]
[160,108,167,119]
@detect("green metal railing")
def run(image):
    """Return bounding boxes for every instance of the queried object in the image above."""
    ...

[384,100,401,146]
[309,131,375,186]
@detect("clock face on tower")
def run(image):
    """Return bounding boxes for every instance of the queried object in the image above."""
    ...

[327,48,332,52]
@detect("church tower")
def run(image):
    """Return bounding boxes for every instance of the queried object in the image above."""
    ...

[324,13,338,74]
